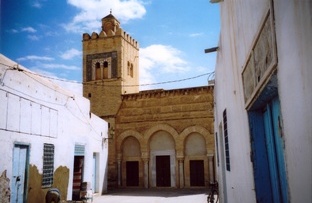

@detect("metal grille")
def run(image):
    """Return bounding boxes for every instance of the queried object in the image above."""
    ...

[74,144,85,156]
[42,143,54,188]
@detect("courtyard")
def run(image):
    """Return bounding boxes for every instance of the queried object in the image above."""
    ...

[92,188,209,203]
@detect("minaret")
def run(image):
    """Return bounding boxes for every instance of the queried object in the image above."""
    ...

[82,12,139,120]
[82,13,139,189]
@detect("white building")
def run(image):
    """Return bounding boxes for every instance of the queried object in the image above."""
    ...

[213,0,311,202]
[0,54,109,202]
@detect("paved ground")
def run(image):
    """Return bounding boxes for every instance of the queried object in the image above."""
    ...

[92,188,210,203]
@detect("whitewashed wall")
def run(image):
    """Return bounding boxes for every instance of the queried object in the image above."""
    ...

[214,0,311,202]
[0,54,108,200]
[274,1,312,202]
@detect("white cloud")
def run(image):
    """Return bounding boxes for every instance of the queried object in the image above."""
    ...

[17,55,54,61]
[27,35,40,41]
[8,29,18,33]
[139,44,189,88]
[39,63,80,71]
[60,48,82,60]
[21,27,37,33]
[64,0,146,33]
[32,2,42,8]
[189,32,204,37]
[140,44,188,72]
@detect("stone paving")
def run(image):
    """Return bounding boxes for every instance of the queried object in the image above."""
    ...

[92,188,209,203]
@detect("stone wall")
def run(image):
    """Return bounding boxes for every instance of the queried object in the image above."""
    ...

[107,86,214,188]
[27,165,69,203]
[118,86,213,134]
[0,170,10,203]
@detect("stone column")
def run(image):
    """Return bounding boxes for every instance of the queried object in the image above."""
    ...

[117,153,122,187]
[141,151,149,188]
[177,157,184,188]
[142,158,149,188]
[208,154,214,183]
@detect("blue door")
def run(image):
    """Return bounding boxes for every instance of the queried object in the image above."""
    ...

[263,98,288,203]
[249,111,272,203]
[12,144,29,203]
[249,97,288,203]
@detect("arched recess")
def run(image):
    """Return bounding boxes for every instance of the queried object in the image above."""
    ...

[178,125,211,154]
[184,132,208,187]
[148,130,176,188]
[143,124,179,151]
[185,133,207,156]
[121,136,142,187]
[117,130,143,154]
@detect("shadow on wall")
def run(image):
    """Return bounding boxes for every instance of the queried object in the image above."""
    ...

[28,165,69,202]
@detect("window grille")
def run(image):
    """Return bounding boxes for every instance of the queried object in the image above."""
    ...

[75,144,85,156]
[42,143,54,188]
[223,109,231,171]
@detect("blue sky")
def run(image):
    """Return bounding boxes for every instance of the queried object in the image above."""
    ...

[1,0,220,94]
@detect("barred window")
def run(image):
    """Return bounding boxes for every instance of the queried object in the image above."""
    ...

[42,143,54,188]
[223,109,231,171]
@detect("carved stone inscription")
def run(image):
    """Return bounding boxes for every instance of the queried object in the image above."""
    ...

[242,11,276,103]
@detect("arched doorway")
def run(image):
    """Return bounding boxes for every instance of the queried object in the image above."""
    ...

[149,131,176,187]
[121,136,141,187]
[184,132,207,187]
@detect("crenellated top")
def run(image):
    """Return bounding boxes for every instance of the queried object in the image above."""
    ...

[82,13,139,49]
[122,86,213,101]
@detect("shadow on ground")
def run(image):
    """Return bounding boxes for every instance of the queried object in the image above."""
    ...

[105,188,209,197]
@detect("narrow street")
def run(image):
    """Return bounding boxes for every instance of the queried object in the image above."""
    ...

[92,188,209,203]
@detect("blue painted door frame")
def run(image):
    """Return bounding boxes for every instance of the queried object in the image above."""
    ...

[248,97,288,203]
[12,144,29,203]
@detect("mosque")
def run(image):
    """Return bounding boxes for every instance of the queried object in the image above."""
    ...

[82,13,215,189]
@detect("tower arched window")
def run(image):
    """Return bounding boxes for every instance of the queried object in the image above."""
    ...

[130,64,134,77]
[103,61,108,79]
[127,61,130,75]
[95,62,101,80]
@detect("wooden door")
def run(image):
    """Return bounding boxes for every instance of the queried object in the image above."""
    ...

[156,156,171,187]
[12,144,29,203]
[249,97,288,203]
[263,98,288,203]
[190,160,205,186]
[126,161,139,186]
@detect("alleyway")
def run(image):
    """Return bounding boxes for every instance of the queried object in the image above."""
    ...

[92,188,209,203]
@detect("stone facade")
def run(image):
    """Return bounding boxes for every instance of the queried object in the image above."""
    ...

[114,87,215,188]
[83,13,215,189]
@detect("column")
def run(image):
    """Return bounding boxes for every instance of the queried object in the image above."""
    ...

[177,158,184,188]
[143,158,149,188]
[117,160,121,187]
[117,153,122,187]
[208,154,214,183]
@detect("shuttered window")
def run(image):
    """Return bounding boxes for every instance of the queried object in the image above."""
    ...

[42,143,54,188]
[223,109,231,171]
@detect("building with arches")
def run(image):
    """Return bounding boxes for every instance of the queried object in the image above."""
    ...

[82,13,214,189]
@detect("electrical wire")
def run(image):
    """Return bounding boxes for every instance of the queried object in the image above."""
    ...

[0,61,213,140]
[73,99,103,140]
[0,62,103,140]
[0,62,214,88]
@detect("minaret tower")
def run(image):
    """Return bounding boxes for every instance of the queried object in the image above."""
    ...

[82,12,139,189]
[82,12,139,120]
